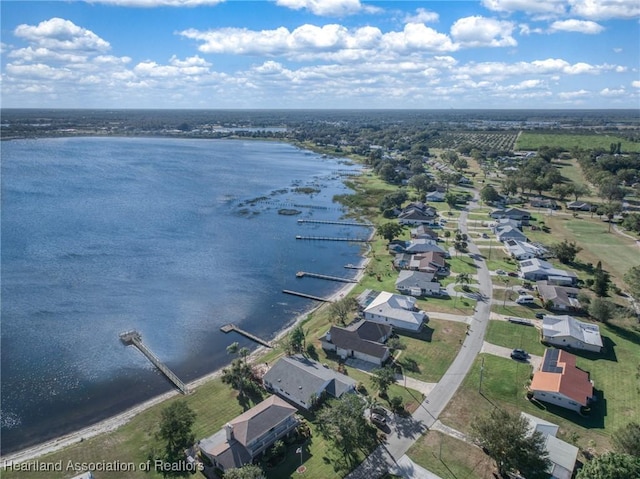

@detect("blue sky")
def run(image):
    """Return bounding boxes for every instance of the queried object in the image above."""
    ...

[1,0,639,109]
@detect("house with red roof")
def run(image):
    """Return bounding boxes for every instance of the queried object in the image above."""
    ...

[529,349,595,413]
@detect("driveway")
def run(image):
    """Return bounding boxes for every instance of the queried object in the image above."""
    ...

[480,341,543,371]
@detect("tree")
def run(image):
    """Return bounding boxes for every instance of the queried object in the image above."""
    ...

[551,183,571,202]
[437,171,461,192]
[316,393,377,471]
[226,341,239,356]
[371,365,397,396]
[593,262,611,297]
[223,464,265,479]
[471,408,551,479]
[328,296,357,325]
[480,184,501,204]
[603,201,623,232]
[378,163,397,183]
[408,173,433,197]
[377,222,404,243]
[157,401,196,476]
[445,192,458,209]
[549,240,582,264]
[286,324,306,354]
[222,357,253,396]
[621,212,640,234]
[589,297,615,323]
[570,183,590,201]
[576,452,640,479]
[612,421,640,456]
[455,272,472,291]
[379,190,408,212]
[623,265,640,299]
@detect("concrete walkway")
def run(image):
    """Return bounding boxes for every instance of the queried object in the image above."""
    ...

[480,341,543,371]
[424,311,472,324]
[389,455,445,479]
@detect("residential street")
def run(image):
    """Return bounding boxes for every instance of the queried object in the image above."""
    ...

[348,191,494,478]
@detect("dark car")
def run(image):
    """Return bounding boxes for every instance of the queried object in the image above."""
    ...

[511,349,528,361]
[507,271,518,277]
[535,313,545,319]
[370,413,387,427]
[371,406,388,417]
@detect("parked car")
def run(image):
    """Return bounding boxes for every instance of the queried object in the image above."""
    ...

[496,269,506,275]
[482,233,489,239]
[511,349,528,361]
[507,272,518,277]
[516,295,535,304]
[370,413,387,427]
[535,312,545,319]
[371,406,388,417]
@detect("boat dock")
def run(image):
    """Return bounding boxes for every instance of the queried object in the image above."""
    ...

[296,235,370,242]
[296,271,357,283]
[220,324,272,348]
[282,289,332,302]
[297,219,371,227]
[119,330,189,394]
[344,263,366,270]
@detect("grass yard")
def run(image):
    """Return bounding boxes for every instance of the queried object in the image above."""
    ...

[561,218,640,283]
[492,304,542,320]
[418,295,476,315]
[516,132,640,153]
[485,320,545,356]
[407,431,495,479]
[448,257,479,274]
[395,319,467,382]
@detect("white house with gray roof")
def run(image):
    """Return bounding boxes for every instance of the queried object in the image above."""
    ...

[519,258,577,285]
[395,270,442,297]
[542,315,603,353]
[263,355,356,410]
[360,290,427,331]
[521,413,579,479]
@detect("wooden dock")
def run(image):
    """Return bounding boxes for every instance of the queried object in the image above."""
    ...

[296,235,370,242]
[344,263,365,270]
[297,219,371,227]
[119,330,189,394]
[220,324,272,348]
[282,289,332,302]
[296,271,357,283]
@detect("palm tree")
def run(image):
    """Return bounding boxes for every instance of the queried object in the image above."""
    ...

[453,272,472,308]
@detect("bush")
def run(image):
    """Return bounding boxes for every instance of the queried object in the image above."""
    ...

[389,395,404,412]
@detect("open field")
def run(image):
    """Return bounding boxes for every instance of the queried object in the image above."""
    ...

[516,132,640,153]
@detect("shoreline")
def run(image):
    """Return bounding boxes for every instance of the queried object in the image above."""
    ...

[0,229,374,466]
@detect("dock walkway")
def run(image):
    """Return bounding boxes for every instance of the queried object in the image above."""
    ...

[120,330,189,394]
[282,289,332,302]
[220,324,272,348]
[296,271,358,283]
[297,219,371,227]
[296,235,371,242]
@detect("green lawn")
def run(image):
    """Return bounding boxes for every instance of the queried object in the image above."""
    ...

[516,132,640,153]
[395,319,467,382]
[492,304,542,320]
[448,257,479,274]
[407,431,495,479]
[485,320,545,356]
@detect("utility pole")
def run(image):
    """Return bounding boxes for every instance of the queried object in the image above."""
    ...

[479,356,485,394]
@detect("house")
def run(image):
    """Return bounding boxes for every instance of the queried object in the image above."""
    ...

[519,258,577,285]
[536,281,582,312]
[393,252,413,269]
[404,239,447,255]
[263,355,357,410]
[566,201,592,211]
[504,239,546,260]
[410,225,438,240]
[358,289,427,331]
[530,197,558,209]
[395,270,442,297]
[398,202,438,225]
[492,217,522,230]
[490,207,532,225]
[521,413,579,479]
[542,315,603,352]
[413,251,448,275]
[199,395,299,472]
[321,320,392,366]
[529,349,595,413]
[496,225,528,243]
[425,190,446,202]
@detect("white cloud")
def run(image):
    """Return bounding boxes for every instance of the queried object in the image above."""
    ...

[558,89,590,98]
[600,87,626,96]
[274,0,379,17]
[181,22,458,59]
[632,80,640,88]
[87,0,225,6]
[9,46,88,64]
[450,16,516,47]
[14,18,110,52]
[549,19,604,34]
[457,58,617,78]
[568,0,640,20]
[404,8,439,24]
[481,0,567,16]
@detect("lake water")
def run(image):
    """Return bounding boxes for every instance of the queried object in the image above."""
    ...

[0,137,368,453]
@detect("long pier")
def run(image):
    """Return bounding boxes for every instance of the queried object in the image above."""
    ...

[220,324,272,348]
[119,330,189,394]
[296,235,371,242]
[344,263,366,270]
[297,219,371,227]
[296,271,358,283]
[282,289,332,302]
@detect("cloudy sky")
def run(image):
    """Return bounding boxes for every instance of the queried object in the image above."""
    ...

[1,0,639,109]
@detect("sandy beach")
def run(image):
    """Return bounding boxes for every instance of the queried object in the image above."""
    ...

[0,232,373,466]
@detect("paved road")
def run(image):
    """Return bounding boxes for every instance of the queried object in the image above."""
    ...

[348,192,494,478]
